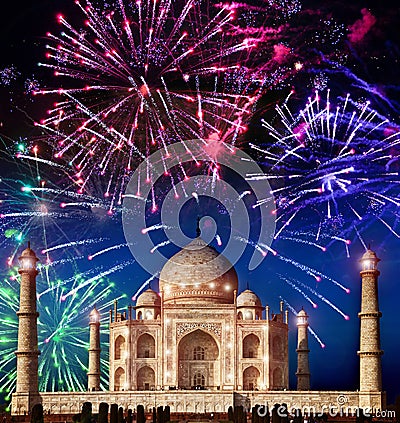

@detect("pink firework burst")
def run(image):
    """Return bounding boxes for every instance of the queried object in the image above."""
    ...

[34,0,264,201]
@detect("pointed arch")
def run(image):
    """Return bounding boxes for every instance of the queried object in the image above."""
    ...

[243,334,260,358]
[114,335,125,360]
[178,329,219,389]
[137,366,155,390]
[243,366,260,390]
[193,372,205,387]
[272,335,283,359]
[114,367,125,391]
[137,333,156,358]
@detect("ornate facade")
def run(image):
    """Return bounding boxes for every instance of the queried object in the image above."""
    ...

[11,240,387,416]
[109,237,289,392]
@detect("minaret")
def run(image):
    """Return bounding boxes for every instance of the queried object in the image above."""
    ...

[15,242,40,397]
[358,249,383,391]
[296,308,310,390]
[88,307,101,391]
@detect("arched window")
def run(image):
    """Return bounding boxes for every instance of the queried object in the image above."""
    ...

[273,367,283,389]
[114,335,125,360]
[272,336,283,360]
[137,333,156,358]
[244,310,253,320]
[193,346,205,360]
[243,334,260,358]
[193,372,205,387]
[137,366,155,391]
[237,311,243,320]
[114,367,125,391]
[243,366,260,390]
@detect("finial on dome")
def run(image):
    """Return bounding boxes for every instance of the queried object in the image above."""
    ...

[28,240,31,249]
[246,281,250,290]
[196,215,201,237]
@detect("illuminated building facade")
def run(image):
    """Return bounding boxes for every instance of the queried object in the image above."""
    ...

[11,240,386,415]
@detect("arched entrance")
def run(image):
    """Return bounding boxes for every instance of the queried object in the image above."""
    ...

[137,366,155,390]
[114,367,125,391]
[178,329,219,389]
[193,372,205,387]
[243,366,260,390]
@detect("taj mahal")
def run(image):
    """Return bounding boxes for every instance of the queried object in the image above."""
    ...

[11,226,386,416]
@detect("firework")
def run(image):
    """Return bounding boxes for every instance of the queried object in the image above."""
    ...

[251,89,400,253]
[0,262,125,396]
[321,65,400,117]
[0,140,125,263]
[32,0,266,202]
[0,147,132,395]
[220,1,348,91]
[0,65,20,86]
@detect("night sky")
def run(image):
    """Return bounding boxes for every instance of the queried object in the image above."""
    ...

[0,0,399,407]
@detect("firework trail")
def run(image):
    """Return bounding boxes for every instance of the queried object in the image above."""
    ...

[0,262,126,396]
[33,0,268,202]
[280,276,318,309]
[281,276,349,320]
[0,147,134,395]
[88,243,128,260]
[132,274,159,301]
[253,89,400,253]
[280,297,326,348]
[318,64,400,116]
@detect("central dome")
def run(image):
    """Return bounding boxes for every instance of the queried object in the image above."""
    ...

[159,237,238,304]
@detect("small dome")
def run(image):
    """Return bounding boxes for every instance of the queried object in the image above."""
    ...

[237,289,262,307]
[136,289,161,307]
[159,237,238,304]
[297,308,308,317]
[19,245,39,260]
[361,249,380,262]
[89,307,99,317]
[89,307,100,322]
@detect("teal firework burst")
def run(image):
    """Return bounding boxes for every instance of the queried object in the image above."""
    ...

[0,263,126,397]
